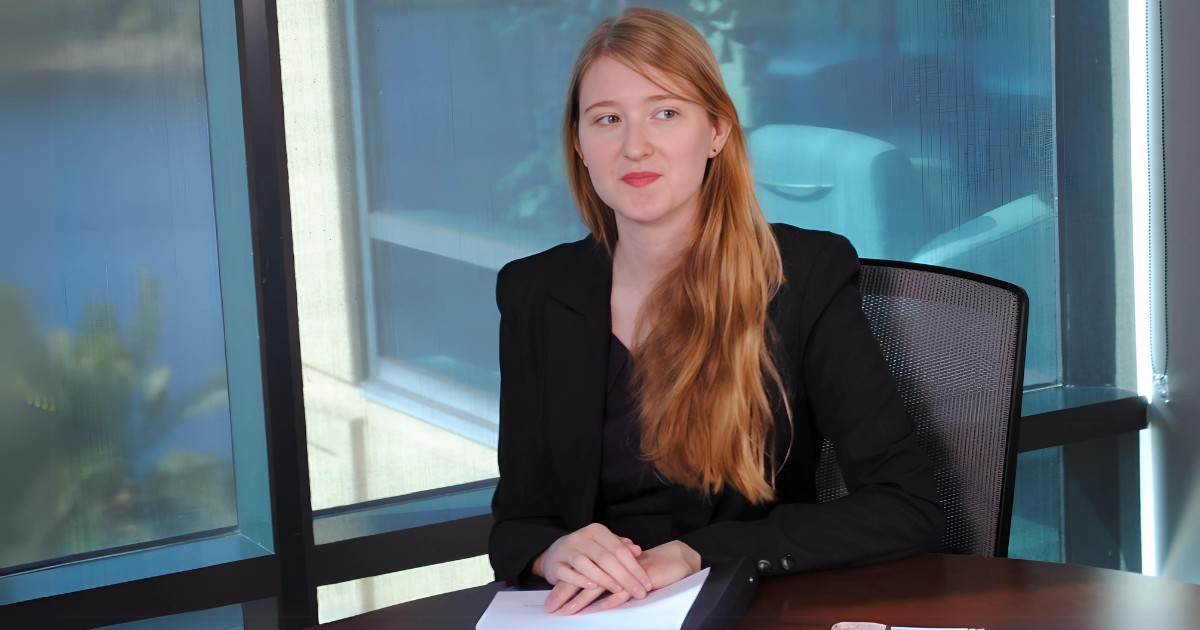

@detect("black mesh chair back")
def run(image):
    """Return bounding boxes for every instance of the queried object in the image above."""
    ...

[815,260,1029,557]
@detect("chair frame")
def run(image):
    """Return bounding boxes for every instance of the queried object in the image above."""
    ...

[858,258,1029,557]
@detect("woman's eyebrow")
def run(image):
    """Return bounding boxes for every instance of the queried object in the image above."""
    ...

[582,94,684,114]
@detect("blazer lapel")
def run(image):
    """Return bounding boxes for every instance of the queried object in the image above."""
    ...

[539,238,719,535]
[544,242,611,528]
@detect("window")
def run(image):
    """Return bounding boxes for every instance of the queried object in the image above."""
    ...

[282,1,1141,617]
[347,0,1074,435]
[0,0,1153,625]
[0,0,272,604]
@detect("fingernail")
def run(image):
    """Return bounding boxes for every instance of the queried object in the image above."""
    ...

[585,581,597,588]
[635,588,647,599]
[643,580,653,590]
[610,582,623,592]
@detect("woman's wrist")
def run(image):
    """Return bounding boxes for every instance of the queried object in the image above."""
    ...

[531,547,549,578]
[672,540,702,573]
[532,535,563,580]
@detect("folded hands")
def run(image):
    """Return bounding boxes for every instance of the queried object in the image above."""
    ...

[533,523,701,615]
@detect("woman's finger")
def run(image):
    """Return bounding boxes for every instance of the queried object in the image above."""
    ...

[596,589,633,611]
[542,524,649,598]
[590,536,652,595]
[555,585,608,615]
[546,563,597,590]
[592,529,651,581]
[543,581,581,614]
[563,553,624,594]
[591,552,648,598]
[573,538,647,597]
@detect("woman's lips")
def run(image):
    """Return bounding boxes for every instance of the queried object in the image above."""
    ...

[620,172,661,187]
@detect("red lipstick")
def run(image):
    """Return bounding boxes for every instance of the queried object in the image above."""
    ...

[621,171,660,187]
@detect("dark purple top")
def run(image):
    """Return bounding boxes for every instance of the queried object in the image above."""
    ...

[597,334,673,549]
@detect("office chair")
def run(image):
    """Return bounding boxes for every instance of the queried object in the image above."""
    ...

[814,259,1029,557]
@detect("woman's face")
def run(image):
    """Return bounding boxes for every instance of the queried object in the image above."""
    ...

[574,56,730,235]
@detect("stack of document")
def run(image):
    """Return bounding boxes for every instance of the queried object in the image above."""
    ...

[477,567,710,629]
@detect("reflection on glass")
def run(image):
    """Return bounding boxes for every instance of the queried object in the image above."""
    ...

[357,0,1059,440]
[0,0,237,571]
[279,2,1127,613]
[292,0,1063,524]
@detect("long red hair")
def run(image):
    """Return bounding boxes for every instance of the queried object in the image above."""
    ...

[562,8,788,504]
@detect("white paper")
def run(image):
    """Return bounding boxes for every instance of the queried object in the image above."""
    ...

[476,567,710,629]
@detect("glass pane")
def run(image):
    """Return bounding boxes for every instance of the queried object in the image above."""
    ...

[285,0,1126,584]
[740,0,1061,386]
[0,0,237,573]
[279,0,501,517]
[354,0,1059,447]
[1010,447,1064,562]
[373,244,501,394]
[317,555,492,624]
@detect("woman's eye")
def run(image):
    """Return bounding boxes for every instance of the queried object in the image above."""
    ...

[655,109,679,120]
[597,114,620,125]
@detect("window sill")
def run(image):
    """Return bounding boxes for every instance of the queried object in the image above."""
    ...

[1018,385,1147,452]
[0,530,272,606]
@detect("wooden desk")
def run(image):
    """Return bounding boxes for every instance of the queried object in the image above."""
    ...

[320,554,1200,629]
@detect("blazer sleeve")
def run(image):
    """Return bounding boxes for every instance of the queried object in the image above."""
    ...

[678,233,945,573]
[488,262,568,585]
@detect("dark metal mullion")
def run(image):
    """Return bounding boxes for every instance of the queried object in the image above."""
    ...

[1052,0,1121,389]
[1051,2,1142,571]
[1018,395,1148,452]
[235,0,317,627]
[0,555,279,629]
[311,515,493,588]
[312,478,498,520]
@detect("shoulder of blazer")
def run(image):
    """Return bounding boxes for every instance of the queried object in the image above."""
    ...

[769,223,861,296]
[497,235,611,316]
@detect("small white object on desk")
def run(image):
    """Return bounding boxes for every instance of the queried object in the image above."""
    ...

[476,567,710,629]
[832,625,984,630]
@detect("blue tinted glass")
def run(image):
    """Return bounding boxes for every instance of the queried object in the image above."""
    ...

[359,0,1058,420]
[373,243,501,393]
[366,4,590,252]
[1009,447,1064,562]
[0,0,238,573]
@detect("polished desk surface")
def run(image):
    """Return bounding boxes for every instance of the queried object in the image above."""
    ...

[320,553,1200,629]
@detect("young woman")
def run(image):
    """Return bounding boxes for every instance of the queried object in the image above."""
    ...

[489,7,944,615]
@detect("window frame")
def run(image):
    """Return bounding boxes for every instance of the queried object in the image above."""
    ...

[0,0,314,626]
[0,1,1152,627]
[0,0,275,608]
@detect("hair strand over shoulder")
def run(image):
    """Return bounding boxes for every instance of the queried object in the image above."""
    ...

[563,8,790,504]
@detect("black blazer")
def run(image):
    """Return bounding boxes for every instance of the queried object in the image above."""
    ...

[489,224,944,584]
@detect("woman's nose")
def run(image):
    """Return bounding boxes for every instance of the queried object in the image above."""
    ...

[622,121,651,160]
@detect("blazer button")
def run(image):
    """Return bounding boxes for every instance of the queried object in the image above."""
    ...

[780,555,795,572]
[756,559,773,575]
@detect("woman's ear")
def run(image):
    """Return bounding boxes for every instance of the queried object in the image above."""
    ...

[711,117,733,156]
[574,132,587,168]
